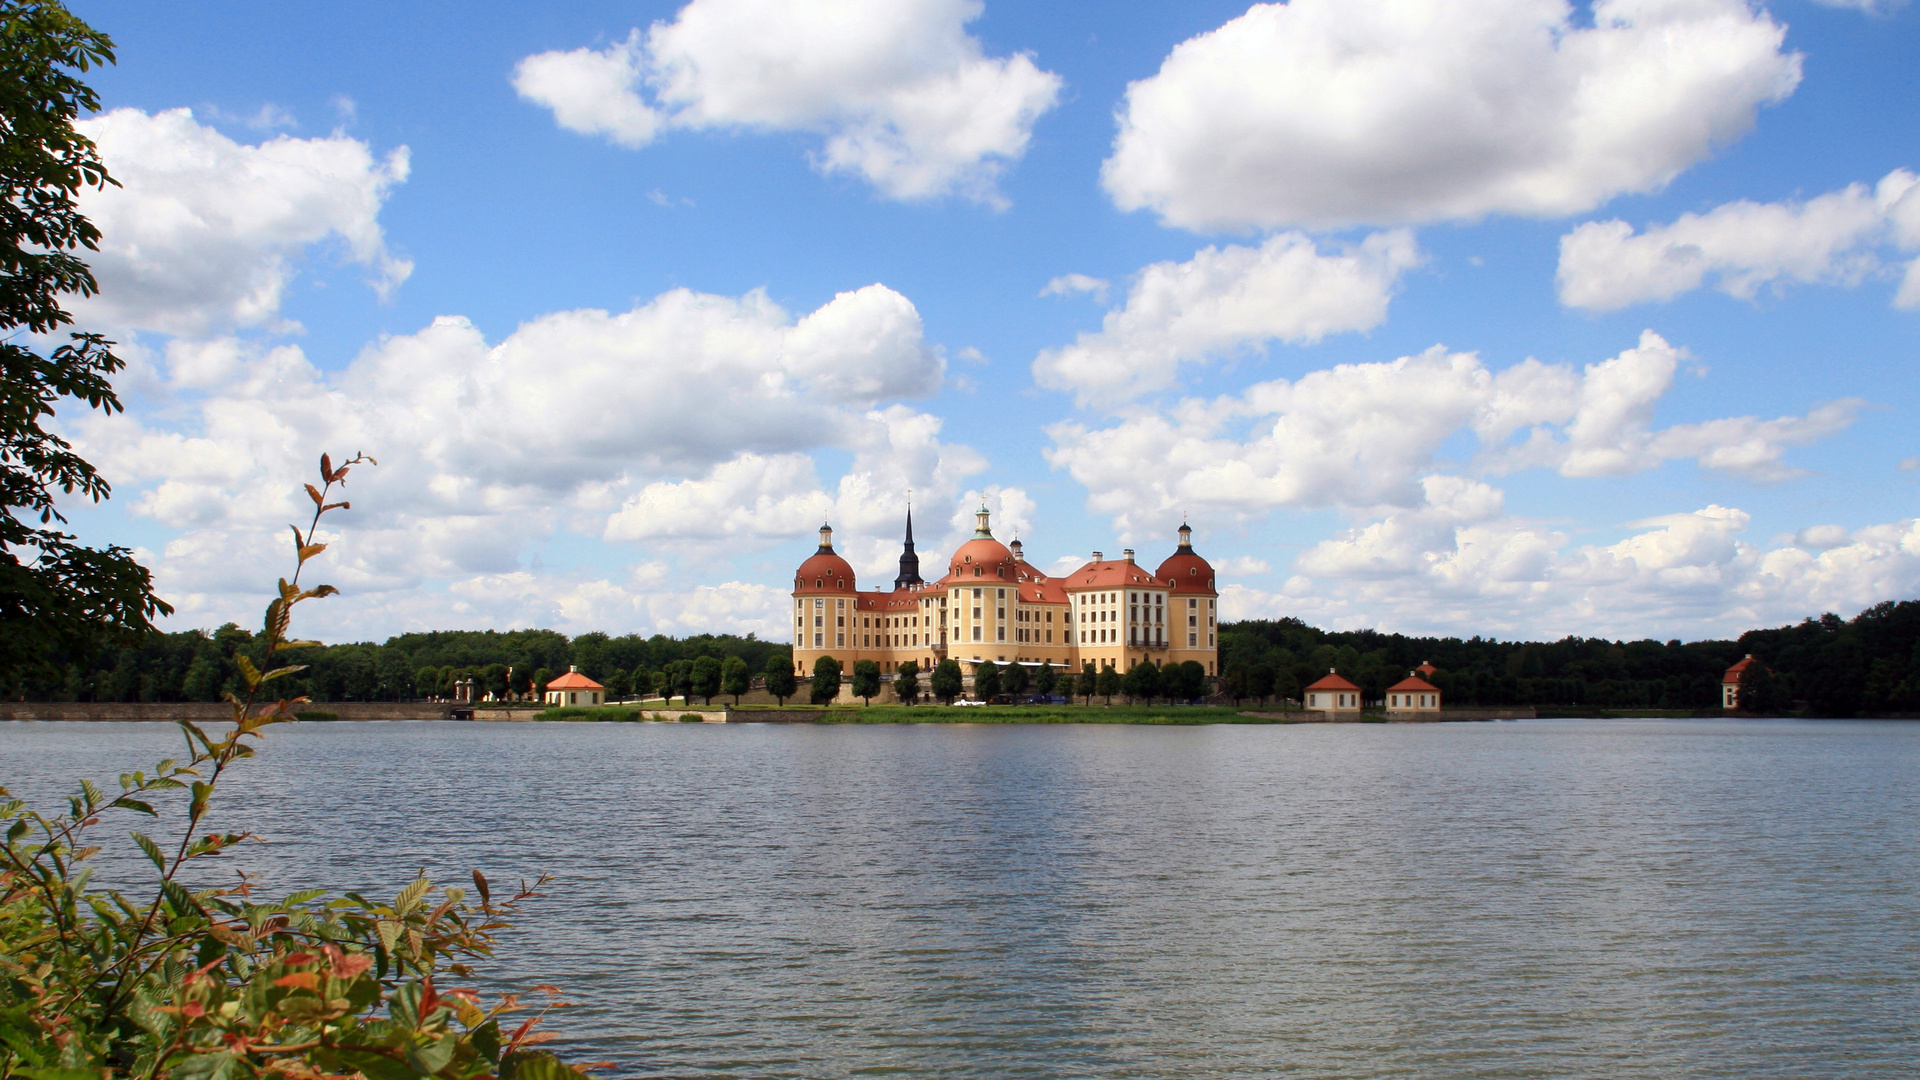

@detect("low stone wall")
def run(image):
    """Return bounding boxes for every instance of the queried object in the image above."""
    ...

[0,702,457,722]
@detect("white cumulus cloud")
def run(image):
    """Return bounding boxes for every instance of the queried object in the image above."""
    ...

[1039,273,1109,300]
[513,0,1061,205]
[1558,169,1920,310]
[1033,230,1420,406]
[1258,501,1920,641]
[74,108,411,336]
[66,284,973,635]
[1103,0,1802,231]
[1046,332,1860,538]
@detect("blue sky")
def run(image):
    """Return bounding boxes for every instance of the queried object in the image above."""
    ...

[56,0,1920,643]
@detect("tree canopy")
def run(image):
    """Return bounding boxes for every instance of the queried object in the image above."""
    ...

[0,0,169,689]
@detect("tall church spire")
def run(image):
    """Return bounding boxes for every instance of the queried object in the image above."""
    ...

[894,498,923,589]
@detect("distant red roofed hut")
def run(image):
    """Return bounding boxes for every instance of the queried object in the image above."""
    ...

[1386,673,1441,713]
[1721,654,1761,711]
[544,666,604,707]
[1304,669,1362,713]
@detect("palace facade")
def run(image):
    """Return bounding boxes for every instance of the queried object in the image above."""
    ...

[790,505,1219,680]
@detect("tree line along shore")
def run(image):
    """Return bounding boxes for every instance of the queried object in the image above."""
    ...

[8,599,1920,718]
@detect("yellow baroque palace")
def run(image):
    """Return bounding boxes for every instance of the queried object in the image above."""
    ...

[790,505,1219,679]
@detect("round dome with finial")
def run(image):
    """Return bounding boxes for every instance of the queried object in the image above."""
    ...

[795,521,856,593]
[947,504,1015,580]
[1155,519,1216,594]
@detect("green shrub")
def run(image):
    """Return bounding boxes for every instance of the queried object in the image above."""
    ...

[293,710,339,721]
[678,713,703,723]
[533,705,639,722]
[0,453,589,1080]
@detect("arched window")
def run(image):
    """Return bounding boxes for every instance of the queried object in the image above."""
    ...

[815,578,822,588]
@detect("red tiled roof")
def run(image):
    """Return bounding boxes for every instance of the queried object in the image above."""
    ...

[1387,675,1439,693]
[1304,672,1361,692]
[1721,655,1761,684]
[545,671,602,690]
[858,588,928,611]
[1155,550,1216,594]
[943,536,1016,582]
[1065,559,1170,589]
[795,550,855,593]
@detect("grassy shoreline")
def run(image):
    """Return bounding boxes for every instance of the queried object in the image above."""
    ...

[536,703,1325,724]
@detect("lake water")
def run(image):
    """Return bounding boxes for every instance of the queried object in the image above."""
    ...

[3,719,1917,1078]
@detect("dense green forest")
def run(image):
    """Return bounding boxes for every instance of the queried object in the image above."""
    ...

[13,598,1920,716]
[1219,599,1920,716]
[2,625,790,703]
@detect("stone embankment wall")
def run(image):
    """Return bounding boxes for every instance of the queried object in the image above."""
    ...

[0,702,458,722]
[1237,707,1536,723]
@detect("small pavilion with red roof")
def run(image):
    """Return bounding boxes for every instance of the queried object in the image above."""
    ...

[1386,672,1441,713]
[1303,669,1362,713]
[543,666,604,707]
[1721,654,1761,710]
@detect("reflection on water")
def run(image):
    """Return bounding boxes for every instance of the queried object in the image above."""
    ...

[3,719,1917,1078]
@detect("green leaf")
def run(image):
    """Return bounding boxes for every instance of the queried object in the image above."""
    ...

[130,830,166,871]
[406,1032,458,1075]
[111,797,155,815]
[394,877,430,915]
[502,1051,594,1080]
[327,1049,417,1080]
[469,1019,502,1063]
[159,878,198,915]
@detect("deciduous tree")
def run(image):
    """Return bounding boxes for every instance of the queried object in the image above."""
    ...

[895,660,920,705]
[973,660,1000,701]
[0,1,170,687]
[691,654,722,704]
[930,658,962,704]
[764,655,796,704]
[851,659,880,705]
[721,654,749,704]
[809,655,841,704]
[1001,661,1029,699]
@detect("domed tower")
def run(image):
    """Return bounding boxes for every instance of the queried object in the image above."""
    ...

[947,505,1016,580]
[1155,521,1220,674]
[792,521,857,673]
[941,505,1019,660]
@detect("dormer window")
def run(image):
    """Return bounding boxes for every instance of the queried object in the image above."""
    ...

[816,578,822,588]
